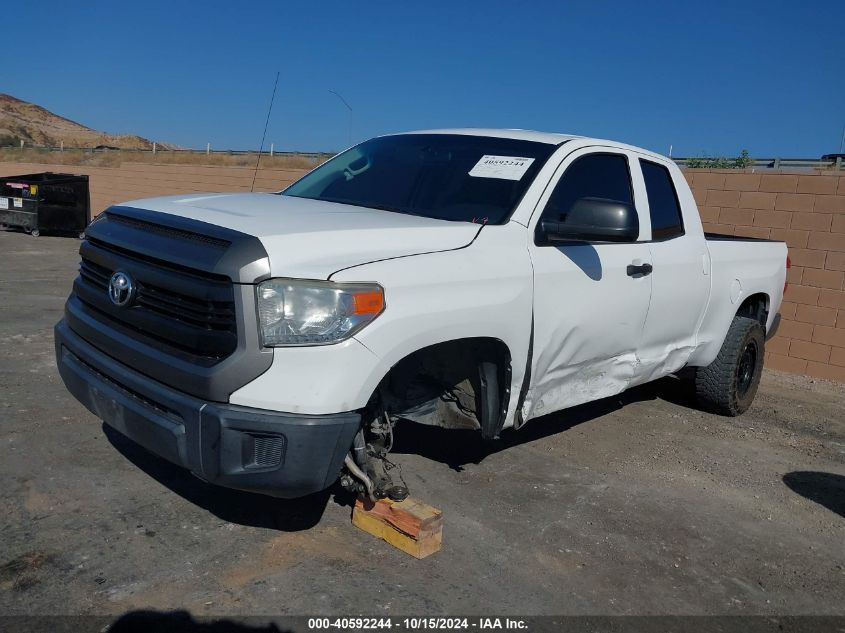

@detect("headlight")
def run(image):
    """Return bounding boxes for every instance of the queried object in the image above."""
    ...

[256,279,385,346]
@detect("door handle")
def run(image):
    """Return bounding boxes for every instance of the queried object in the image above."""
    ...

[627,262,653,277]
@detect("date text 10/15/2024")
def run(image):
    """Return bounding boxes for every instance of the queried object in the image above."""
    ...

[307,617,529,630]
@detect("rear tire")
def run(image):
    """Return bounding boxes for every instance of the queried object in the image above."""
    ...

[695,316,765,416]
[30,229,40,237]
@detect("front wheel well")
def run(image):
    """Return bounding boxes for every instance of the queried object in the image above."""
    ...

[374,337,512,439]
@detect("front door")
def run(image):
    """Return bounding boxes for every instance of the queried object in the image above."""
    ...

[524,149,653,422]
[632,156,710,384]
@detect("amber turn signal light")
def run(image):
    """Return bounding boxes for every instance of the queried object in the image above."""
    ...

[352,290,385,315]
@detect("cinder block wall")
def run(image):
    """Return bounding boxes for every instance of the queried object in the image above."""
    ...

[2,161,844,382]
[0,161,310,214]
[685,169,845,382]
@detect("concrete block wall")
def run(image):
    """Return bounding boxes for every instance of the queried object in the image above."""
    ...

[0,161,310,215]
[685,169,845,382]
[2,160,844,382]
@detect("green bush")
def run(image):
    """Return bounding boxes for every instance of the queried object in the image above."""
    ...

[734,149,753,168]
[685,149,753,169]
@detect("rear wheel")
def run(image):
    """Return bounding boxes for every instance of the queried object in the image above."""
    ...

[695,316,765,416]
[30,229,40,237]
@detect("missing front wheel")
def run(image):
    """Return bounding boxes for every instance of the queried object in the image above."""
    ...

[341,409,409,501]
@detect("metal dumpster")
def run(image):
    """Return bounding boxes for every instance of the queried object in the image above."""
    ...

[0,172,90,238]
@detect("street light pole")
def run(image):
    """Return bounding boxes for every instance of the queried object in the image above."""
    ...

[328,89,353,148]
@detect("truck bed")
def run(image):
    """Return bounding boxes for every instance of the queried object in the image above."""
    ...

[692,234,789,365]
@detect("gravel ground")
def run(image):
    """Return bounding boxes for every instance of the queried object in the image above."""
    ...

[0,229,843,623]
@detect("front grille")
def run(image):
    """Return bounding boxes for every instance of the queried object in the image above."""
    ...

[80,258,236,332]
[66,205,272,402]
[74,242,238,362]
[135,283,235,331]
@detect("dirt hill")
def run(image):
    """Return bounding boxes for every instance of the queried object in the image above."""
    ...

[0,93,175,150]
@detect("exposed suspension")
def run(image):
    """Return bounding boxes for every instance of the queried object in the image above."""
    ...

[341,404,409,502]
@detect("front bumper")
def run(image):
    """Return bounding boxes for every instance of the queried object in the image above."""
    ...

[55,319,360,498]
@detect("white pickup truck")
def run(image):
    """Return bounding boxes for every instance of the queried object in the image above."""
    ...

[56,129,788,500]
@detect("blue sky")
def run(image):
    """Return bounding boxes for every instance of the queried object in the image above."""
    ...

[4,1,843,157]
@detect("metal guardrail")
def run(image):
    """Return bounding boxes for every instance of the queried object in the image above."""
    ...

[2,144,843,170]
[673,157,843,171]
[0,143,333,160]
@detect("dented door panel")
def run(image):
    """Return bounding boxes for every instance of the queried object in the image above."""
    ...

[523,147,653,422]
[525,242,652,420]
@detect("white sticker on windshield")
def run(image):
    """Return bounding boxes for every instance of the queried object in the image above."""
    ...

[469,155,535,180]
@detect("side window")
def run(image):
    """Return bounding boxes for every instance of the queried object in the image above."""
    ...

[640,160,684,239]
[541,153,634,223]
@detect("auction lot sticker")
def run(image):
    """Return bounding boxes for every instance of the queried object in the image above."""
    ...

[469,155,535,180]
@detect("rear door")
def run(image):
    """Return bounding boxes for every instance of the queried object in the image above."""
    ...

[632,157,710,384]
[524,148,653,421]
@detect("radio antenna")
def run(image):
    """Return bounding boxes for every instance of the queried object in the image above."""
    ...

[251,71,280,192]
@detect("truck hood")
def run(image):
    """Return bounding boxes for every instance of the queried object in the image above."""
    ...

[119,193,482,279]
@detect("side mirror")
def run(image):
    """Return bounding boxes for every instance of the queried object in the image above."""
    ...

[537,197,639,244]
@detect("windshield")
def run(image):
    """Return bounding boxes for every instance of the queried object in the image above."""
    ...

[282,134,558,224]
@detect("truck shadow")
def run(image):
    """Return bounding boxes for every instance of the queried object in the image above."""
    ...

[101,376,698,522]
[555,243,603,281]
[391,375,697,471]
[783,471,845,518]
[108,610,292,633]
[103,424,333,531]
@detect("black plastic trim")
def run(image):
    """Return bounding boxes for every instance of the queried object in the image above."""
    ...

[56,320,360,499]
[65,284,271,402]
[69,205,275,401]
[77,239,238,359]
[766,313,782,341]
[705,232,785,244]
[88,206,271,283]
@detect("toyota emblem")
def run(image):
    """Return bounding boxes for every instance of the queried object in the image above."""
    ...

[108,271,135,307]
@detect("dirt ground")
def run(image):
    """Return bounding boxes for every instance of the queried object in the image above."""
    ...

[0,229,843,623]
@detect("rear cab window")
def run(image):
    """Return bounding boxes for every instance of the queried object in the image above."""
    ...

[640,159,684,240]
